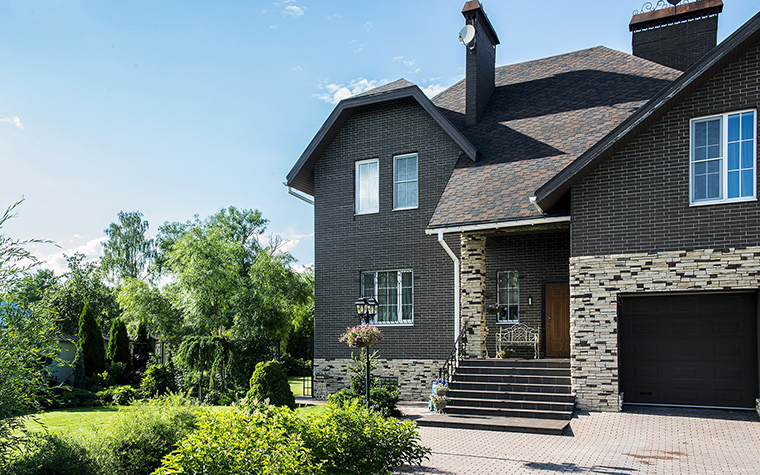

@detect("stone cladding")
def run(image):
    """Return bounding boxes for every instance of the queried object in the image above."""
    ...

[313,357,444,401]
[460,234,487,358]
[570,247,760,411]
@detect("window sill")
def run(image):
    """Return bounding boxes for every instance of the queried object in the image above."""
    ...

[355,210,379,216]
[393,206,419,212]
[373,322,414,327]
[689,196,757,207]
[496,321,520,325]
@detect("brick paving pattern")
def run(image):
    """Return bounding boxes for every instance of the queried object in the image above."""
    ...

[396,407,760,474]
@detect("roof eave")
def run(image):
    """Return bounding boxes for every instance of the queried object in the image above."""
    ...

[534,11,760,212]
[286,85,479,197]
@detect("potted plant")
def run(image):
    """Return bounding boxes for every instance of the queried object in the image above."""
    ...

[497,348,515,359]
[339,324,384,348]
[430,393,450,413]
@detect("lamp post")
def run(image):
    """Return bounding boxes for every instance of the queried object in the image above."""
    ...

[354,296,378,406]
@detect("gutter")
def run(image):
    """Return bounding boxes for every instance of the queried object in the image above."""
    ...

[425,215,570,235]
[286,185,315,205]
[435,231,461,349]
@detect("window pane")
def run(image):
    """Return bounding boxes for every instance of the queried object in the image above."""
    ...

[741,169,754,197]
[707,171,720,198]
[728,171,740,199]
[694,174,706,201]
[707,145,721,159]
[694,121,707,147]
[741,141,754,169]
[728,143,740,170]
[707,119,721,147]
[362,273,375,298]
[508,306,518,322]
[707,160,720,174]
[742,112,755,140]
[728,114,740,142]
[394,155,418,209]
[694,161,706,175]
[357,161,378,213]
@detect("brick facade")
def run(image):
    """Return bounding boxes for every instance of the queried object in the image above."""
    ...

[570,39,760,411]
[313,96,461,365]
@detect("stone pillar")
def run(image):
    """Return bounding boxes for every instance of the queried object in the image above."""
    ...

[460,233,487,358]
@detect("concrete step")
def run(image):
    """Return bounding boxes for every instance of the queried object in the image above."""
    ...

[412,412,569,435]
[445,405,573,420]
[457,365,570,377]
[450,380,572,394]
[447,389,575,403]
[449,396,574,413]
[454,373,571,386]
[459,358,570,369]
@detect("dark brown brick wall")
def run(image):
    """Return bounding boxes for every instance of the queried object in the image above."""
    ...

[572,40,760,257]
[632,15,718,72]
[313,97,462,360]
[483,231,570,357]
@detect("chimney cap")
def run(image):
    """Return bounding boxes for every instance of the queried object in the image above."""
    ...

[630,0,723,32]
[461,0,500,45]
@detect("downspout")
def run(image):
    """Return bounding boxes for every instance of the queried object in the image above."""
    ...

[436,231,460,352]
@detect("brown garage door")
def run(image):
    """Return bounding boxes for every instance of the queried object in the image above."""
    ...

[619,292,758,408]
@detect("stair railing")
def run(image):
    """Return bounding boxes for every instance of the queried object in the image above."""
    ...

[438,322,472,385]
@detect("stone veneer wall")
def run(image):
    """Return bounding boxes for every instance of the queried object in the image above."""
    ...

[313,358,444,401]
[571,247,760,411]
[461,234,487,358]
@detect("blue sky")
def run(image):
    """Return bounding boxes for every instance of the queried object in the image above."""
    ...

[1,0,757,274]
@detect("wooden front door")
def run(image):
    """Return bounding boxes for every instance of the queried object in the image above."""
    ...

[545,282,570,357]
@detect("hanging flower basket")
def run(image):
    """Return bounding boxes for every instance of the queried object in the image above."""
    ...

[486,303,500,315]
[339,324,384,348]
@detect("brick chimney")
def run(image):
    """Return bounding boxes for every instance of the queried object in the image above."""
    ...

[630,0,723,71]
[462,0,500,127]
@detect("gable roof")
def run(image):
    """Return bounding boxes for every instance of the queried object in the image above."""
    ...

[533,11,760,213]
[286,79,478,196]
[428,46,680,229]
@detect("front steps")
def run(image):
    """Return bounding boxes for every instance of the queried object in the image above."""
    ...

[414,358,574,434]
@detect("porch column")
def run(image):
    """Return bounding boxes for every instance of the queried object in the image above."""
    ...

[460,233,487,358]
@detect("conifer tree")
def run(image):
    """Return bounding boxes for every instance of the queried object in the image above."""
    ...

[106,319,131,370]
[78,302,106,377]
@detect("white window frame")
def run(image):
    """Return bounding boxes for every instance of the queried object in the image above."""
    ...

[361,269,413,326]
[355,158,379,215]
[496,270,519,324]
[393,153,419,211]
[689,109,757,206]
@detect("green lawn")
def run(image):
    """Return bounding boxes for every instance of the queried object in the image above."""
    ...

[23,403,325,435]
[288,376,311,397]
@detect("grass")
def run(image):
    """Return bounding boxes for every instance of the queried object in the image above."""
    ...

[288,376,311,397]
[23,403,326,435]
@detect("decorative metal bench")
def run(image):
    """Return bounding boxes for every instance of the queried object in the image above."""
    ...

[496,323,539,359]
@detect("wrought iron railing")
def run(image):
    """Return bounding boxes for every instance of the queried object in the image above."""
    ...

[438,323,472,385]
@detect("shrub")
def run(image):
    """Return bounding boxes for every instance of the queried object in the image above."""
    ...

[106,319,131,371]
[140,364,176,398]
[303,400,429,474]
[96,385,136,406]
[86,394,198,475]
[154,407,319,475]
[280,354,312,377]
[328,350,400,417]
[2,433,96,475]
[245,360,295,409]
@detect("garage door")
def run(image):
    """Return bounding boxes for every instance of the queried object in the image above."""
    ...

[619,292,758,408]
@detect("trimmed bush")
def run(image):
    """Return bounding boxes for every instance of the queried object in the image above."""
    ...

[106,319,131,371]
[78,302,106,377]
[154,407,319,475]
[245,360,295,409]
[140,364,176,398]
[3,433,96,475]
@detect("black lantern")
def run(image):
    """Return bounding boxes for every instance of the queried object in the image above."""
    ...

[354,296,378,405]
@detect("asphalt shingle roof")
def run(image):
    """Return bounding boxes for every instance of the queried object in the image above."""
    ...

[428,46,681,228]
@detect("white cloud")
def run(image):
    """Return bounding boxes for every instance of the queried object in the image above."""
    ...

[314,78,389,105]
[283,5,304,17]
[392,56,417,67]
[270,25,278,29]
[292,65,303,71]
[0,116,24,130]
[421,83,447,98]
[34,236,107,276]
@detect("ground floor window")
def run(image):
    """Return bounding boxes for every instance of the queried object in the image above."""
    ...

[497,271,519,323]
[361,269,413,324]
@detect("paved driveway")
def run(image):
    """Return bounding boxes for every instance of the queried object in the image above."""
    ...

[396,407,760,474]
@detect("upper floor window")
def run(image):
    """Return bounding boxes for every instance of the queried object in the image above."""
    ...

[393,153,418,210]
[355,159,379,214]
[361,269,413,325]
[497,271,519,324]
[690,110,757,205]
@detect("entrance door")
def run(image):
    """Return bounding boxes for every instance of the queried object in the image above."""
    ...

[545,282,570,357]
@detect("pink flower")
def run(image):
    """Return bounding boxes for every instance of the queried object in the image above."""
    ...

[339,324,384,348]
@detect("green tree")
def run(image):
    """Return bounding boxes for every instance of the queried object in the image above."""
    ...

[101,211,156,284]
[13,268,57,306]
[37,253,120,334]
[78,302,106,377]
[116,278,180,340]
[107,319,131,370]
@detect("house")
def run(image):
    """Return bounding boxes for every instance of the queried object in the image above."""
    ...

[287,0,760,413]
